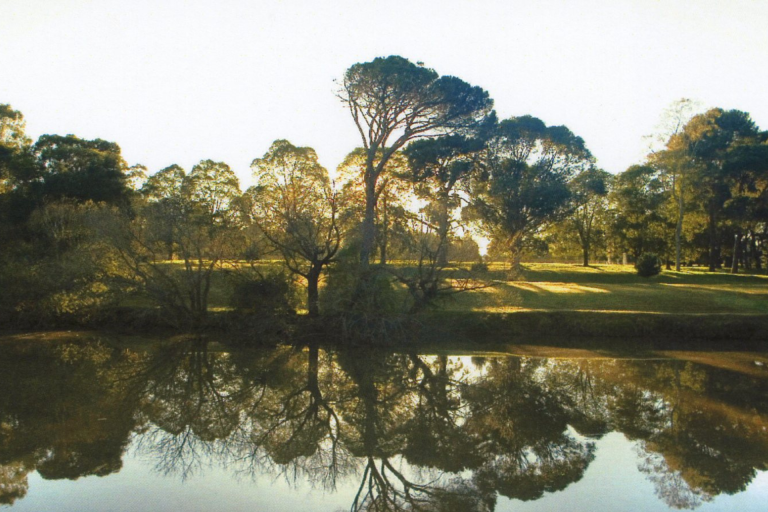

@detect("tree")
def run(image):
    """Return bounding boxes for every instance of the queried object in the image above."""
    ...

[141,164,187,201]
[610,164,672,261]
[126,164,148,191]
[0,105,37,234]
[338,56,493,272]
[405,133,487,265]
[34,134,131,207]
[684,109,762,270]
[185,159,240,223]
[467,116,593,274]
[140,164,188,260]
[250,140,343,317]
[0,104,32,193]
[336,148,411,265]
[94,161,242,326]
[0,104,31,151]
[568,168,611,266]
[648,99,702,271]
[656,108,765,271]
[720,134,768,271]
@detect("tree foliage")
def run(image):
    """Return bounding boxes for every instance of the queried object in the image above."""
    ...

[250,140,343,316]
[339,55,493,269]
[467,116,593,273]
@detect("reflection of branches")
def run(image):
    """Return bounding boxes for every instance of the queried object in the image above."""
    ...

[136,424,225,480]
[229,344,358,490]
[636,442,712,510]
[352,456,493,512]
[352,456,436,511]
[127,339,259,479]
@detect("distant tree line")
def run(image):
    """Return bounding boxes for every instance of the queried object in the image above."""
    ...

[2,58,767,327]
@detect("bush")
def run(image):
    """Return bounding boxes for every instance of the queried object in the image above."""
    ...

[229,271,297,316]
[470,261,489,273]
[635,252,662,278]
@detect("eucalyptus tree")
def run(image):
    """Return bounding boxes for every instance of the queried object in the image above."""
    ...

[140,164,188,260]
[338,55,493,271]
[567,167,611,266]
[98,160,242,326]
[126,164,148,191]
[467,116,593,274]
[672,109,764,270]
[184,159,240,223]
[335,147,411,265]
[0,104,36,233]
[0,104,32,194]
[250,140,343,317]
[405,133,487,266]
[648,99,702,271]
[0,104,31,151]
[141,164,187,202]
[610,164,672,261]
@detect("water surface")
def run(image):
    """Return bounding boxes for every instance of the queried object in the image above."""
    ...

[1,333,766,511]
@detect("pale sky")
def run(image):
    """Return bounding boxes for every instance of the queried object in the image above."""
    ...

[2,0,767,188]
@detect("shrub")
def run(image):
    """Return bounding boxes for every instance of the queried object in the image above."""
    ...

[229,271,297,316]
[470,261,489,273]
[635,252,661,278]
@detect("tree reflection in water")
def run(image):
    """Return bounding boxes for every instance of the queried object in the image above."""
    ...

[0,335,766,510]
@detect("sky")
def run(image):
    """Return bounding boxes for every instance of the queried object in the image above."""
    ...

[2,0,767,188]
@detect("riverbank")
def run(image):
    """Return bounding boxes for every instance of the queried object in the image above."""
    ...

[3,263,767,347]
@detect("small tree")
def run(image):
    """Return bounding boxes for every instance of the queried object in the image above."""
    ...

[568,168,611,266]
[635,253,662,277]
[610,165,672,261]
[250,140,343,317]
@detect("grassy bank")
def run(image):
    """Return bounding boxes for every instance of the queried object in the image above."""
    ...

[445,263,768,315]
[150,260,768,315]
[9,262,766,343]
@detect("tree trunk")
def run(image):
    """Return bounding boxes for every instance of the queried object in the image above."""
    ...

[751,232,761,270]
[379,193,388,265]
[708,202,719,272]
[436,190,450,267]
[359,175,377,270]
[508,236,523,279]
[675,192,684,271]
[731,234,740,274]
[582,245,589,267]
[307,264,322,317]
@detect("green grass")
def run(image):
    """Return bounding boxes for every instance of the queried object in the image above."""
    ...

[443,263,768,316]
[104,260,768,341]
[121,260,768,319]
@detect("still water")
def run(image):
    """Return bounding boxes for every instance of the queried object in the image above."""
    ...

[0,333,766,511]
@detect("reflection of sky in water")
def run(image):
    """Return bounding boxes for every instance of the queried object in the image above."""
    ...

[11,433,768,512]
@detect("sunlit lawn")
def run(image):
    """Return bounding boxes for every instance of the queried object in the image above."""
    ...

[443,263,768,315]
[122,260,768,316]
